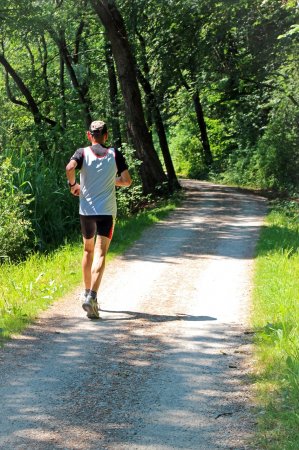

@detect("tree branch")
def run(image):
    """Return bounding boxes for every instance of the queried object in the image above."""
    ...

[73,20,85,64]
[0,53,57,127]
[4,71,28,108]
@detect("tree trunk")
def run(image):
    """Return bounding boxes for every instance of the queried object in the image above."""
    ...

[137,68,179,190]
[59,53,67,130]
[51,29,92,129]
[104,36,122,148]
[40,34,49,91]
[135,30,179,190]
[179,71,213,168]
[0,53,56,153]
[0,54,56,127]
[73,20,85,64]
[192,90,213,167]
[90,0,167,193]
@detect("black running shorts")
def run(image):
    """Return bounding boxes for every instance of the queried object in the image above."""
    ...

[79,215,115,239]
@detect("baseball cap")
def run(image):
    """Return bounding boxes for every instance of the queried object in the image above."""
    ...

[89,120,107,134]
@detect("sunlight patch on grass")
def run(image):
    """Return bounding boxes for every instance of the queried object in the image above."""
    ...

[0,243,82,339]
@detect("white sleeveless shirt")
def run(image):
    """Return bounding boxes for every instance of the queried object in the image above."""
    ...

[79,146,117,216]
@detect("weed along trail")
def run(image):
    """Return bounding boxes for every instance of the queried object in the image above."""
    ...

[0,180,266,450]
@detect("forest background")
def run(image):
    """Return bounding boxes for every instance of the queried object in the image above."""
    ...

[0,0,298,261]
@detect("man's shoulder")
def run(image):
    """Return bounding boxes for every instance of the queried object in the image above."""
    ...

[70,147,84,159]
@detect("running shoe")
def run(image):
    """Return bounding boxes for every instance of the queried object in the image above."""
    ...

[82,295,99,319]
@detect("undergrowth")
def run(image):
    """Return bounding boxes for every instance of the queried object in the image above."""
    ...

[252,200,299,449]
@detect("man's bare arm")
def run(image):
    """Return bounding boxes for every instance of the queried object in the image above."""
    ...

[115,169,132,187]
[66,159,80,196]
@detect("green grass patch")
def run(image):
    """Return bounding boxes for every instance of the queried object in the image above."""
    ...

[252,200,299,449]
[0,195,181,342]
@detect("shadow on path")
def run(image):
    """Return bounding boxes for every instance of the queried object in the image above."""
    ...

[100,310,218,322]
[0,180,263,449]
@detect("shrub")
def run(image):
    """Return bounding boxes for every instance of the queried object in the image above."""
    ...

[169,116,206,178]
[255,95,299,192]
[0,157,32,261]
[116,143,144,216]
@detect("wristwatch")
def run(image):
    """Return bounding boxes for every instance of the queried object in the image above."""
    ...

[68,180,77,187]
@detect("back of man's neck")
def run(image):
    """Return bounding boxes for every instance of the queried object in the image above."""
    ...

[91,140,105,146]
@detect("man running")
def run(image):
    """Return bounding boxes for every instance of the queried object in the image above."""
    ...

[66,120,132,319]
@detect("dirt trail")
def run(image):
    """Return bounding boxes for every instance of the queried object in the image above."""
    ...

[0,180,266,450]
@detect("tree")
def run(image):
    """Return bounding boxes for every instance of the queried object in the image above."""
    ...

[135,28,179,190]
[49,27,93,128]
[122,0,214,171]
[89,0,167,193]
[104,35,122,148]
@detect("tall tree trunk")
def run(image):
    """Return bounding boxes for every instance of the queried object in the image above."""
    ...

[179,72,213,168]
[59,53,67,130]
[73,20,85,64]
[104,36,122,148]
[50,29,92,129]
[192,90,213,167]
[137,68,179,190]
[40,34,49,91]
[136,30,179,190]
[90,0,167,193]
[38,34,51,116]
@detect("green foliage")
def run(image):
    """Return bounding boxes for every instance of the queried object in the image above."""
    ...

[255,99,299,192]
[252,201,299,449]
[0,241,83,340]
[169,111,206,178]
[115,143,144,216]
[0,0,298,260]
[217,63,299,193]
[116,143,179,215]
[0,142,79,254]
[26,152,79,251]
[0,157,32,260]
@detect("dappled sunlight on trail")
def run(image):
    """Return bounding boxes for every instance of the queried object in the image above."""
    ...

[0,181,266,450]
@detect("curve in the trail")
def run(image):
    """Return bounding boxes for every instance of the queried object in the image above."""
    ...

[0,181,266,450]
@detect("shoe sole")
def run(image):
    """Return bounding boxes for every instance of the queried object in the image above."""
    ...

[82,303,100,319]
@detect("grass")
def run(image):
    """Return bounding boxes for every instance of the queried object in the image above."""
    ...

[251,200,299,449]
[0,195,180,342]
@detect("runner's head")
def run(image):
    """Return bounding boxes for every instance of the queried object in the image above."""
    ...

[87,120,108,144]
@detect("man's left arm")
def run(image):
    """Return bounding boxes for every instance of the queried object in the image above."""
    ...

[115,169,132,187]
[115,148,132,187]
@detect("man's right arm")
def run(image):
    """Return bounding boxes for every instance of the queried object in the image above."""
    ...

[66,148,84,196]
[66,159,80,196]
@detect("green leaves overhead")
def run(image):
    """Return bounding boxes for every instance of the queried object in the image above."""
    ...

[0,0,297,261]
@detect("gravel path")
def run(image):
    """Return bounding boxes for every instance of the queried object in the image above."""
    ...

[0,180,266,450]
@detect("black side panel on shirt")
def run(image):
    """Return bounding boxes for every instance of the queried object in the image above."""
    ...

[70,148,84,170]
[70,146,128,174]
[115,148,128,175]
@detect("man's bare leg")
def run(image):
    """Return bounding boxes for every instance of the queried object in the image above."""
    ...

[90,234,111,294]
[82,234,111,318]
[82,237,95,291]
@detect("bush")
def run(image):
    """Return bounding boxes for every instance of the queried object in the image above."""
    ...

[116,143,144,216]
[255,95,299,192]
[0,157,32,261]
[169,116,206,178]
[219,60,299,195]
